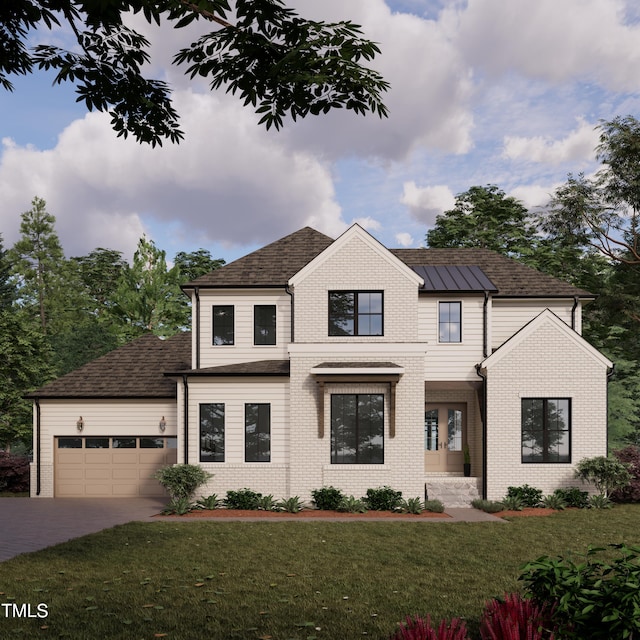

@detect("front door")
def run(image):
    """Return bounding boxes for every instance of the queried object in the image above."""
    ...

[424,403,466,473]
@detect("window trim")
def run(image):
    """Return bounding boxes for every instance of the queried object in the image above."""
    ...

[212,305,234,346]
[328,290,384,337]
[330,393,385,464]
[438,300,462,343]
[245,403,271,463]
[200,403,225,463]
[521,397,572,464]
[254,304,277,346]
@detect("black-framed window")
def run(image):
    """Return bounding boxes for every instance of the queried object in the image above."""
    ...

[254,305,276,345]
[328,291,383,336]
[331,394,384,464]
[213,305,234,345]
[245,403,270,462]
[522,398,571,463]
[200,403,225,462]
[439,301,461,343]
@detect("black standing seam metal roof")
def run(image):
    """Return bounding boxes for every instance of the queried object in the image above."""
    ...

[411,265,498,292]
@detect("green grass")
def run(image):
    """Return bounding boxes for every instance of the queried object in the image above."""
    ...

[1,506,639,639]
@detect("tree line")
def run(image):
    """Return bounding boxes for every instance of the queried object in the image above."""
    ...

[0,198,224,450]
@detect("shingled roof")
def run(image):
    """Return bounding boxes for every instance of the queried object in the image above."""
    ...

[29,333,191,399]
[183,226,593,298]
[182,227,334,288]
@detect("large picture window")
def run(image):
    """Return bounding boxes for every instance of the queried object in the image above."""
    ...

[328,291,383,336]
[331,394,384,464]
[245,403,271,462]
[200,403,225,462]
[522,398,571,463]
[254,305,276,345]
[212,305,234,345]
[439,301,461,343]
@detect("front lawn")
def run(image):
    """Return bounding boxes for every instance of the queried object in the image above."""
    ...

[1,506,639,639]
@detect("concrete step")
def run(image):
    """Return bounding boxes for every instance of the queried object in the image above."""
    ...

[426,478,481,508]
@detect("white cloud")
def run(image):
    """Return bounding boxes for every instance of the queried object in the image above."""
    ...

[395,232,414,247]
[400,182,456,225]
[454,0,640,91]
[502,119,599,165]
[351,217,382,232]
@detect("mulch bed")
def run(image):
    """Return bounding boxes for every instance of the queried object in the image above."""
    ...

[158,508,450,519]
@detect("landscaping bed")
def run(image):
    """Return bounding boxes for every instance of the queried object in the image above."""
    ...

[158,507,450,519]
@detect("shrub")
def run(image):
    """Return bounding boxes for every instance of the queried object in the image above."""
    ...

[161,497,194,515]
[402,497,424,514]
[552,486,590,509]
[311,486,345,511]
[225,488,262,510]
[500,495,524,511]
[153,464,212,500]
[611,445,640,502]
[520,544,640,639]
[541,493,566,510]
[257,494,277,511]
[0,451,30,492]
[423,499,445,513]
[506,484,543,508]
[338,495,368,513]
[588,494,613,509]
[471,499,504,513]
[364,486,403,511]
[574,456,632,498]
[480,593,556,639]
[277,496,304,513]
[389,615,469,640]
[195,494,221,510]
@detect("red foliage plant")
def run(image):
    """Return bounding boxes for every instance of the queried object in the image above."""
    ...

[480,593,555,640]
[611,445,640,503]
[389,614,469,640]
[0,451,30,492]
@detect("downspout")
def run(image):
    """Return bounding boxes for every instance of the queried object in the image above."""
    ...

[483,291,489,358]
[606,364,615,456]
[194,287,201,369]
[475,365,488,500]
[571,296,579,331]
[285,285,294,342]
[182,374,189,464]
[35,399,41,496]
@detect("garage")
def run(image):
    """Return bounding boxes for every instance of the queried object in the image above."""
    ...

[54,436,177,497]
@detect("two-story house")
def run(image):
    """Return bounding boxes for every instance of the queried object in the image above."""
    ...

[29,224,612,505]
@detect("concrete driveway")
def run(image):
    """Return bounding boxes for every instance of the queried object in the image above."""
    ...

[0,497,166,562]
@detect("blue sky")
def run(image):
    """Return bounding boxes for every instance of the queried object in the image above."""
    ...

[1,0,640,265]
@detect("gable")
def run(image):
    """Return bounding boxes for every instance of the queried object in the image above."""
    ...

[482,309,612,370]
[289,224,423,288]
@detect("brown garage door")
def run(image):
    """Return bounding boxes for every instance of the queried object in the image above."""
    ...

[55,436,178,497]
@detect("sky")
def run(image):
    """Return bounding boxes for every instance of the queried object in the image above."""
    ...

[1,0,640,266]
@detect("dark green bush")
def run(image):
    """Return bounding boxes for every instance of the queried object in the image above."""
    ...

[471,499,504,513]
[364,486,403,511]
[423,499,445,513]
[506,484,543,507]
[225,488,262,510]
[311,486,345,511]
[520,544,640,639]
[161,497,194,515]
[153,464,212,500]
[552,486,590,509]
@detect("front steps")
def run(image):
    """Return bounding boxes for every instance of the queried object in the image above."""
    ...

[425,477,482,508]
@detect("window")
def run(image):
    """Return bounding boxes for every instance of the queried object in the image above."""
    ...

[522,398,571,463]
[140,438,164,448]
[254,305,276,345]
[85,438,109,448]
[213,305,234,345]
[58,438,82,448]
[245,403,270,462]
[439,301,461,343]
[328,291,383,336]
[200,404,225,462]
[112,438,136,448]
[331,394,384,464]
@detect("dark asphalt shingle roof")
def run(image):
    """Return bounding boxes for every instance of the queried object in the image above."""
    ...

[29,333,191,399]
[165,360,290,377]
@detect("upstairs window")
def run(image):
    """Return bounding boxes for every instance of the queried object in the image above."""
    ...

[439,301,461,343]
[212,305,234,345]
[522,398,571,463]
[329,291,383,336]
[254,305,276,345]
